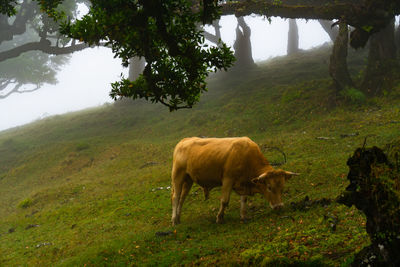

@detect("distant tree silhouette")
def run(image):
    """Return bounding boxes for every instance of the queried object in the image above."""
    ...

[395,22,400,55]
[362,18,397,96]
[0,0,91,99]
[233,17,255,69]
[319,20,339,42]
[329,22,353,92]
[287,19,299,55]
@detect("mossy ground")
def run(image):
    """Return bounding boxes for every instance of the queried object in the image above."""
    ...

[0,45,399,266]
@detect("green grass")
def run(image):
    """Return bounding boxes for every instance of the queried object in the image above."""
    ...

[1,45,399,266]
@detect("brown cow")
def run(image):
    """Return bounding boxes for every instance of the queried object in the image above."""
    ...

[171,137,298,225]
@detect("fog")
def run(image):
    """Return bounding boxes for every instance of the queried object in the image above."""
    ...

[0,16,331,132]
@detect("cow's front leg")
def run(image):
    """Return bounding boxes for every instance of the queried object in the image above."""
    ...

[216,179,233,224]
[240,195,247,222]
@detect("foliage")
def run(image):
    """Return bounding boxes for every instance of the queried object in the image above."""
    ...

[58,0,235,110]
[17,198,32,209]
[339,87,366,104]
[75,142,90,151]
[0,0,17,16]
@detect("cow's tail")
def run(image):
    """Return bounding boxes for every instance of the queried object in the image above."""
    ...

[171,184,174,204]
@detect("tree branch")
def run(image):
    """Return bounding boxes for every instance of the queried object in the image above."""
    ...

[220,0,399,48]
[0,40,91,62]
[203,30,220,44]
[221,0,365,20]
[0,83,43,99]
[319,20,339,42]
[0,0,37,44]
[0,79,14,91]
[0,83,22,99]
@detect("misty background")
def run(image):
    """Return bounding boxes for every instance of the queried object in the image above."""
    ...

[0,16,334,132]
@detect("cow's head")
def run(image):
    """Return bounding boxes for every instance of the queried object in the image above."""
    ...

[252,169,298,209]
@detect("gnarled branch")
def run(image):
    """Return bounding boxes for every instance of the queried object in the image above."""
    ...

[220,0,400,48]
[0,40,90,62]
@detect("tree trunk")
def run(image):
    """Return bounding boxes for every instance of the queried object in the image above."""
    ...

[213,19,221,41]
[233,16,256,69]
[128,57,146,81]
[361,18,397,96]
[287,19,299,55]
[395,23,400,56]
[319,20,339,42]
[114,57,146,105]
[203,20,222,46]
[338,145,400,267]
[329,22,353,91]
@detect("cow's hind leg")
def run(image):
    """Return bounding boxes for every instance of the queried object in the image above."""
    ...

[171,168,186,226]
[176,176,193,221]
[216,178,234,224]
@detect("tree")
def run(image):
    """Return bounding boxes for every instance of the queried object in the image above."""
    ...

[395,21,400,56]
[3,0,399,108]
[203,19,222,46]
[221,0,400,49]
[0,0,91,99]
[58,0,235,110]
[233,16,255,69]
[287,19,299,55]
[222,0,400,96]
[361,18,397,96]
[125,17,225,103]
[319,20,338,42]
[329,22,353,92]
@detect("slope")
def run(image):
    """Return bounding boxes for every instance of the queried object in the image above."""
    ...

[0,44,399,266]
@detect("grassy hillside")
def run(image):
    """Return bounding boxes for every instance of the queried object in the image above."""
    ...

[1,45,399,266]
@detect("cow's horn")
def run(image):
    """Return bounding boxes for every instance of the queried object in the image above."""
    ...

[252,172,267,183]
[286,171,300,176]
[257,173,268,179]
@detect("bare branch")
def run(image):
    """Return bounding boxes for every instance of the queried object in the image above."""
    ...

[0,83,22,99]
[0,79,15,91]
[203,30,220,44]
[220,0,399,48]
[319,20,339,42]
[0,40,91,62]
[220,0,399,25]
[158,98,193,111]
[0,83,42,99]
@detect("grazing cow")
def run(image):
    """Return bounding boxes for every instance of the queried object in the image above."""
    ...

[171,137,298,225]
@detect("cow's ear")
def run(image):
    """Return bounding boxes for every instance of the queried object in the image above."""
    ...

[284,171,300,181]
[251,172,267,184]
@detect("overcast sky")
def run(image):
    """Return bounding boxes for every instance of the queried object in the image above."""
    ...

[0,16,333,132]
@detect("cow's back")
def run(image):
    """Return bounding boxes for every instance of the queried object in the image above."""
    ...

[172,137,268,188]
